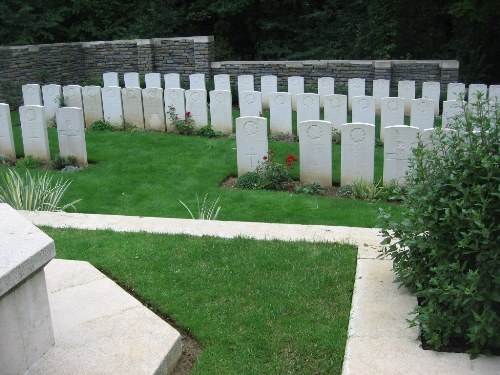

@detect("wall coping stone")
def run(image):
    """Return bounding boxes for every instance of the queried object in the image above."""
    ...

[0,204,55,297]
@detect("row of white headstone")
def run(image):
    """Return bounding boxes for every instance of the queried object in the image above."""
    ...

[0,103,87,165]
[236,117,444,187]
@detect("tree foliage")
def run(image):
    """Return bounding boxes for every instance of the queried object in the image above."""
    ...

[0,0,499,83]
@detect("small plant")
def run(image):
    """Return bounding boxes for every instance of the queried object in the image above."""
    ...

[88,119,115,131]
[51,154,77,170]
[197,123,216,138]
[375,138,384,148]
[167,106,195,135]
[235,172,263,190]
[123,121,140,132]
[0,168,80,211]
[0,155,11,166]
[332,129,341,145]
[376,179,406,202]
[179,193,221,220]
[16,156,41,169]
[56,95,66,108]
[294,182,325,195]
[339,179,378,200]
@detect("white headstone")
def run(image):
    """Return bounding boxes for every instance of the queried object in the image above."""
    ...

[238,75,255,106]
[103,72,119,87]
[41,84,62,124]
[288,76,304,111]
[297,93,320,125]
[447,83,466,101]
[164,88,186,132]
[185,89,208,128]
[442,100,466,129]
[189,74,206,90]
[261,75,278,110]
[145,73,162,89]
[323,94,347,131]
[214,74,231,91]
[124,72,140,88]
[0,103,16,160]
[164,73,181,89]
[56,107,87,166]
[318,77,335,108]
[410,98,435,131]
[380,97,404,141]
[19,105,50,162]
[82,86,104,128]
[341,123,375,186]
[398,80,415,116]
[352,96,375,125]
[468,84,487,104]
[421,128,456,151]
[209,90,232,134]
[488,85,500,104]
[236,116,268,176]
[373,79,390,115]
[269,92,292,135]
[22,84,43,106]
[63,85,83,108]
[101,86,123,128]
[143,88,165,131]
[348,78,365,110]
[299,120,332,187]
[383,125,419,185]
[121,88,144,129]
[422,81,440,116]
[239,91,262,117]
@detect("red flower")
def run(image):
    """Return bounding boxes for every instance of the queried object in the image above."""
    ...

[185,111,191,117]
[263,155,268,160]
[285,153,298,168]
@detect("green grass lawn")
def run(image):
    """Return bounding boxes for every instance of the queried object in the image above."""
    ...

[45,227,357,375]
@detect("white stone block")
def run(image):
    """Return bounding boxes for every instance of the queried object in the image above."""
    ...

[298,120,332,187]
[145,73,162,89]
[20,105,50,162]
[318,77,335,108]
[288,76,304,111]
[41,84,62,124]
[189,73,206,90]
[101,86,123,128]
[442,100,466,129]
[410,98,435,131]
[0,103,16,161]
[214,74,231,91]
[488,85,500,104]
[63,85,83,108]
[422,81,440,115]
[164,88,186,132]
[261,75,277,110]
[103,72,119,87]
[348,78,365,110]
[239,91,262,117]
[209,90,232,134]
[380,97,404,141]
[22,84,43,106]
[323,94,347,131]
[341,123,375,186]
[142,88,165,131]
[122,88,144,130]
[236,116,268,176]
[164,73,181,89]
[468,83,487,104]
[383,125,419,184]
[269,92,292,135]
[56,107,87,166]
[446,82,466,101]
[81,86,104,128]
[352,96,375,125]
[238,75,255,106]
[185,89,208,128]
[397,80,415,116]
[297,93,320,125]
[124,72,140,88]
[373,79,390,115]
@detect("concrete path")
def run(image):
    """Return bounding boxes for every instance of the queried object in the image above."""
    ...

[21,211,500,375]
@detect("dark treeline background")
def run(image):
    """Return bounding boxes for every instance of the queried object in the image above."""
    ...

[1,0,499,83]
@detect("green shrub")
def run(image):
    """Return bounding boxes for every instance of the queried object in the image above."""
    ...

[197,124,216,138]
[16,156,41,169]
[339,179,378,200]
[294,182,325,195]
[167,106,195,135]
[235,172,263,190]
[380,97,500,357]
[88,119,115,131]
[0,168,80,211]
[51,154,77,170]
[332,129,341,145]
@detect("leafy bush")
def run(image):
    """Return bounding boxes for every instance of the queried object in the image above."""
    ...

[339,179,378,200]
[88,119,115,131]
[197,124,216,138]
[235,172,263,190]
[16,156,41,169]
[51,154,77,170]
[0,168,80,211]
[167,106,195,135]
[294,182,324,195]
[332,129,341,145]
[380,97,500,357]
